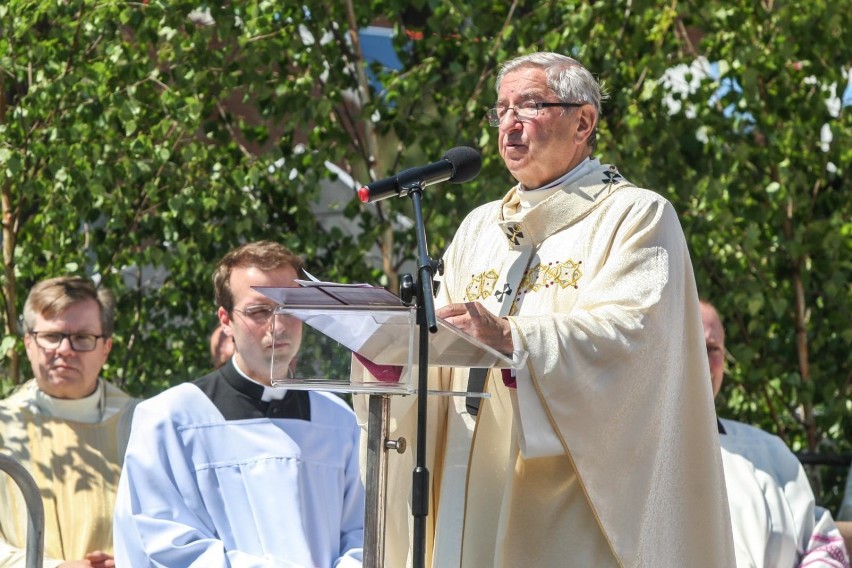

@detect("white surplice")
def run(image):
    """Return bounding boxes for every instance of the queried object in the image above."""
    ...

[720,418,848,567]
[114,361,364,567]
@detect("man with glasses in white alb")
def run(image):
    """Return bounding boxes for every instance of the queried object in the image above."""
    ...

[0,275,139,568]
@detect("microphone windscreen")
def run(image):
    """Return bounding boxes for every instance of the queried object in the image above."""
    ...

[443,146,482,184]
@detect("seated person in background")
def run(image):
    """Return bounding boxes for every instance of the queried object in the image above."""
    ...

[113,241,364,567]
[209,322,234,369]
[0,276,139,568]
[834,470,852,554]
[702,300,848,567]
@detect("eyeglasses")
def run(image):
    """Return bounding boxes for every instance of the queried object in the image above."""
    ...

[486,101,586,127]
[30,331,106,352]
[232,305,277,324]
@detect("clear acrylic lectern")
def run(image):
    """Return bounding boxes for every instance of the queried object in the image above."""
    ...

[255,282,523,568]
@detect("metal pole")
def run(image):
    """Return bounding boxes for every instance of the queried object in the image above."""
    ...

[407,186,437,568]
[0,454,44,568]
[364,394,406,568]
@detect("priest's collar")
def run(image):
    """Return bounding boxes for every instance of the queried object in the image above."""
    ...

[195,359,311,421]
[519,157,597,193]
[231,357,288,401]
[514,158,598,216]
[498,161,631,247]
[34,378,105,423]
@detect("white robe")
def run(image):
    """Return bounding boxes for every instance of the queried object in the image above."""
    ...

[719,418,848,567]
[114,362,364,567]
[356,160,734,567]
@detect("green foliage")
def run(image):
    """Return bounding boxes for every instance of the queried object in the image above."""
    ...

[1,0,850,505]
[0,0,378,396]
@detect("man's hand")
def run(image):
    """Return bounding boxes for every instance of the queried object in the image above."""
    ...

[85,551,115,568]
[57,551,115,568]
[437,302,514,355]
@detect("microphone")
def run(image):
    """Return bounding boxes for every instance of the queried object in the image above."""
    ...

[358,146,482,203]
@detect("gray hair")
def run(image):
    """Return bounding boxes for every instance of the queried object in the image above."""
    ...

[496,52,606,150]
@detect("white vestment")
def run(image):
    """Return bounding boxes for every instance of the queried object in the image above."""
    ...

[114,361,364,567]
[355,160,734,567]
[720,418,848,567]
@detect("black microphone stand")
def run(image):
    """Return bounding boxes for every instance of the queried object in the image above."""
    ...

[397,179,439,568]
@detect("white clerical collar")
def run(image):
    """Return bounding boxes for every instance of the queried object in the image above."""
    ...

[231,357,288,401]
[34,379,104,423]
[517,157,600,212]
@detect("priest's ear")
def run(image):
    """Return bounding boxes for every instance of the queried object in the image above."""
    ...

[572,105,597,147]
[217,306,234,336]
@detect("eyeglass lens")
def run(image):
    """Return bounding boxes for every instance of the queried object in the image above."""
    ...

[238,306,276,322]
[487,102,539,126]
[34,332,100,352]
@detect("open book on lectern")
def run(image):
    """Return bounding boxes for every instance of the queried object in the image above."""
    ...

[254,281,525,394]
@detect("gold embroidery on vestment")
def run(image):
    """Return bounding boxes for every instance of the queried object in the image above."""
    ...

[464,269,500,301]
[464,259,582,305]
[518,260,583,294]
